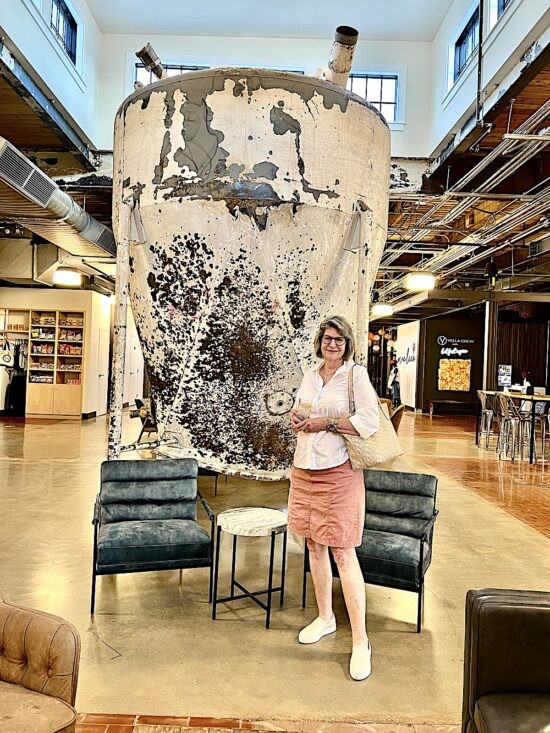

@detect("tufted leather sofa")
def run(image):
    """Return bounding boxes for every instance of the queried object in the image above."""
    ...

[0,592,80,733]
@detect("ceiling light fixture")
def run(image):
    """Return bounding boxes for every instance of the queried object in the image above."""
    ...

[405,271,436,291]
[371,303,394,317]
[53,267,82,287]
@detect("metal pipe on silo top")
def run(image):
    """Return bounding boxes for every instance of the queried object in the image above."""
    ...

[107,200,132,460]
[328,26,359,88]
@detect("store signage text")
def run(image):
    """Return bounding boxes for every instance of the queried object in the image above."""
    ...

[397,346,416,365]
[437,334,474,358]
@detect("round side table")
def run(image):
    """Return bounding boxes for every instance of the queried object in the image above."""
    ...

[212,507,288,629]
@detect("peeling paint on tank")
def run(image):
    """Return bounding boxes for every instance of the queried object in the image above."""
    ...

[250,161,279,180]
[270,104,338,202]
[173,99,228,179]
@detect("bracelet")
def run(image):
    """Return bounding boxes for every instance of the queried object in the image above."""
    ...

[327,418,339,433]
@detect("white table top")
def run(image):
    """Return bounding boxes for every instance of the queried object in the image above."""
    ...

[218,507,288,536]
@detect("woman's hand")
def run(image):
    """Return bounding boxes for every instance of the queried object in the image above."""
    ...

[297,416,329,433]
[290,408,304,433]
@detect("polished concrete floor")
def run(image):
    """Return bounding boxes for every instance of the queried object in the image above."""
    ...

[1,410,549,727]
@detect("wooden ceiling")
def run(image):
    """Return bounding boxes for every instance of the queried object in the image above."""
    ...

[0,76,65,150]
[373,53,550,325]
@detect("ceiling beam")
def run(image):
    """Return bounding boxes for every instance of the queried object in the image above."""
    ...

[0,41,95,171]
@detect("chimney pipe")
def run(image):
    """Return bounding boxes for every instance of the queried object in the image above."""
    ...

[328,26,359,88]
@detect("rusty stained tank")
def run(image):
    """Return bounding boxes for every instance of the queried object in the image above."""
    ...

[113,68,390,479]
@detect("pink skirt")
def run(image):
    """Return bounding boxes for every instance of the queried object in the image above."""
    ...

[288,460,365,548]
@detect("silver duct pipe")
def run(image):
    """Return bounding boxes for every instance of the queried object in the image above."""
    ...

[328,26,359,88]
[0,136,116,256]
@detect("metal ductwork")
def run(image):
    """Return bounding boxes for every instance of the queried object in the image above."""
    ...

[0,137,116,257]
[0,238,115,290]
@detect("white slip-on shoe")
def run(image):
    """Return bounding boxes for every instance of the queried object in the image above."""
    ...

[298,614,337,644]
[349,640,372,681]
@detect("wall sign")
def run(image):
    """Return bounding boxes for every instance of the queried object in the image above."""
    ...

[436,334,475,392]
[422,316,485,409]
[396,320,420,408]
[498,364,512,387]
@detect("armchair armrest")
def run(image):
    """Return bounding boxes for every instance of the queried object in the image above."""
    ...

[462,588,550,732]
[92,495,101,525]
[198,492,215,522]
[420,512,438,541]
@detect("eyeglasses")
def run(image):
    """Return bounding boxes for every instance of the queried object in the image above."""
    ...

[322,336,346,346]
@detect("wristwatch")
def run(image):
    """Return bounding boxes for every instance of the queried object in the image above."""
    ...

[327,418,339,433]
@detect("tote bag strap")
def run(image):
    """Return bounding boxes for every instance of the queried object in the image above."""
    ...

[347,365,356,414]
[348,363,388,421]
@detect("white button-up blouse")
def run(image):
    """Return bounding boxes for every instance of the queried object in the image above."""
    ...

[293,360,380,470]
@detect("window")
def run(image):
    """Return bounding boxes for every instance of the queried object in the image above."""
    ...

[50,0,77,64]
[497,0,511,17]
[346,74,398,123]
[135,63,209,86]
[454,8,479,81]
[134,64,303,86]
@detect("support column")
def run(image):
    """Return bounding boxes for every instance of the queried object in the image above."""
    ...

[107,200,132,460]
[483,298,498,390]
[356,205,372,364]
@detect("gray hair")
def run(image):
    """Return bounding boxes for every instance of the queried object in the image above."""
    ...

[313,315,355,360]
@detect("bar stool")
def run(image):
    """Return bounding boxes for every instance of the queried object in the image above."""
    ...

[477,390,495,449]
[496,394,520,461]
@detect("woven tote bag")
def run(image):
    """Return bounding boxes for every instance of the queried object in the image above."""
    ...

[343,365,403,469]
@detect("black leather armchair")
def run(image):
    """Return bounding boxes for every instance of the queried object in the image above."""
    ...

[302,468,438,632]
[91,458,214,615]
[462,588,550,732]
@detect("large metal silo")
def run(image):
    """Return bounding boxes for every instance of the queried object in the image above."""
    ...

[113,67,390,479]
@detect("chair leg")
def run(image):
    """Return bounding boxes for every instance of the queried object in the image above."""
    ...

[301,544,309,608]
[91,569,97,616]
[214,474,218,497]
[208,559,213,604]
[416,582,423,633]
[212,525,222,620]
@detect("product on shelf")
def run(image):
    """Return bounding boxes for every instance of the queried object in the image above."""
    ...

[64,376,81,385]
[31,315,56,326]
[30,328,55,340]
[31,343,54,355]
[57,343,82,355]
[29,374,53,384]
[58,329,82,342]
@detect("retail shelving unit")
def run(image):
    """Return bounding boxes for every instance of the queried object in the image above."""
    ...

[26,309,85,416]
[55,311,84,415]
[0,308,30,338]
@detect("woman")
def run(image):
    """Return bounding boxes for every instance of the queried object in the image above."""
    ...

[288,315,379,681]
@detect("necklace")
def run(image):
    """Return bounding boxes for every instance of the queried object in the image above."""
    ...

[321,362,342,382]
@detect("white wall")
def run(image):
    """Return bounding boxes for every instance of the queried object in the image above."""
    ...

[97,33,433,157]
[0,287,112,414]
[1,0,103,147]
[429,0,549,157]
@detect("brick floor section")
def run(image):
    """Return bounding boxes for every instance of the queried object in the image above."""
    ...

[76,714,461,732]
